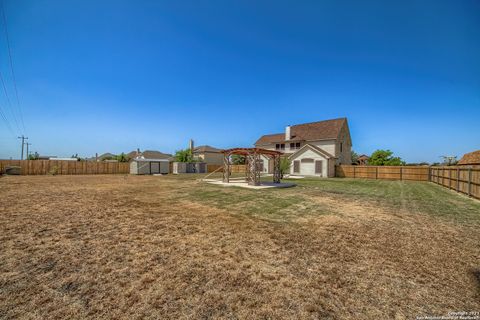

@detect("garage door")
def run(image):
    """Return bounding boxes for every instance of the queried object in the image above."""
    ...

[300,158,315,175]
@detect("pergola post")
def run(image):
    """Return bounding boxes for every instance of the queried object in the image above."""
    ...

[273,155,281,183]
[245,154,250,181]
[222,153,230,183]
[246,152,260,186]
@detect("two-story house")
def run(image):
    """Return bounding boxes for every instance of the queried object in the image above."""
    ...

[254,118,352,177]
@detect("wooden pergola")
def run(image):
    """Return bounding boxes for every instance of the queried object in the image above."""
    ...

[221,148,283,186]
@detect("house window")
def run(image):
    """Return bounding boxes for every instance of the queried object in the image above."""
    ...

[315,160,323,174]
[275,143,285,150]
[290,142,301,150]
[340,142,343,153]
[293,160,300,173]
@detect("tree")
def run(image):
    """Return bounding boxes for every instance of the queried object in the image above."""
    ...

[174,149,194,163]
[279,157,291,178]
[231,154,245,165]
[115,153,129,163]
[28,152,39,160]
[369,149,404,166]
[351,150,359,164]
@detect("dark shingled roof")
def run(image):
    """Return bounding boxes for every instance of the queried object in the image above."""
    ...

[127,150,173,161]
[255,118,347,146]
[458,150,480,165]
[193,145,221,153]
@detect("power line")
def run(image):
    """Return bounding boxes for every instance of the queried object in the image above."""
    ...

[1,0,25,133]
[0,69,20,133]
[0,102,15,135]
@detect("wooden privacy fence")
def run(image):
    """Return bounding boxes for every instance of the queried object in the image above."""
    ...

[206,164,246,173]
[430,166,480,200]
[336,165,480,200]
[336,165,430,181]
[0,160,130,175]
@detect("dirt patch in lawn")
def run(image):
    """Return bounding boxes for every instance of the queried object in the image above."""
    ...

[0,175,479,319]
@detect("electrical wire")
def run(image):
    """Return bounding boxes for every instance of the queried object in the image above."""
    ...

[1,0,25,134]
[0,69,20,133]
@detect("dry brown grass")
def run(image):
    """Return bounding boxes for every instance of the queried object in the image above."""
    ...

[0,174,479,319]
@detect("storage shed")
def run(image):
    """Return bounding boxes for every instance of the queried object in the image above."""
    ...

[130,158,170,175]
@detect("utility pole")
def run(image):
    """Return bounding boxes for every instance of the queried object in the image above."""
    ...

[26,143,32,159]
[17,135,28,160]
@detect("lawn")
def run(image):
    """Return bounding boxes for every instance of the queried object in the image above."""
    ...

[0,174,479,319]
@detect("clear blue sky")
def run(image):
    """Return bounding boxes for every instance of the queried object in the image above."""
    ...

[0,0,479,162]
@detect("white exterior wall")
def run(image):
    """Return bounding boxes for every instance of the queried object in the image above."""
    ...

[258,154,270,174]
[290,148,329,177]
[306,140,336,156]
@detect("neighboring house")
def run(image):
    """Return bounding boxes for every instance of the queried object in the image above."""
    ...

[357,154,369,165]
[457,150,480,166]
[193,145,223,165]
[97,153,117,161]
[254,117,352,177]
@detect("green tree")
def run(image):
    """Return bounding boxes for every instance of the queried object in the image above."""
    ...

[174,149,194,162]
[115,153,129,162]
[369,149,404,166]
[28,152,39,160]
[231,154,245,165]
[351,150,359,164]
[279,157,291,178]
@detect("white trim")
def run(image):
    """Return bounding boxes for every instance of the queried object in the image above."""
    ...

[288,144,335,160]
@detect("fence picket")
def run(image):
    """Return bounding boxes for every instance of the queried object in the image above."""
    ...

[336,165,479,200]
[0,160,130,175]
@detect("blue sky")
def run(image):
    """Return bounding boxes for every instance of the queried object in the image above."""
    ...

[0,0,479,162]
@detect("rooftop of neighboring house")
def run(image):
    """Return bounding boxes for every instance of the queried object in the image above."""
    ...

[127,150,173,161]
[193,145,222,153]
[255,117,348,146]
[87,150,173,162]
[458,150,480,165]
[97,153,116,160]
[358,154,370,160]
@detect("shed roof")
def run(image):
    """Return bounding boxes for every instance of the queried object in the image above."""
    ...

[458,150,480,165]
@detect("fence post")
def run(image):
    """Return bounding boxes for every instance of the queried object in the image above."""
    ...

[456,168,460,191]
[353,166,356,179]
[400,167,403,180]
[375,167,378,180]
[468,168,472,197]
[449,168,452,189]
